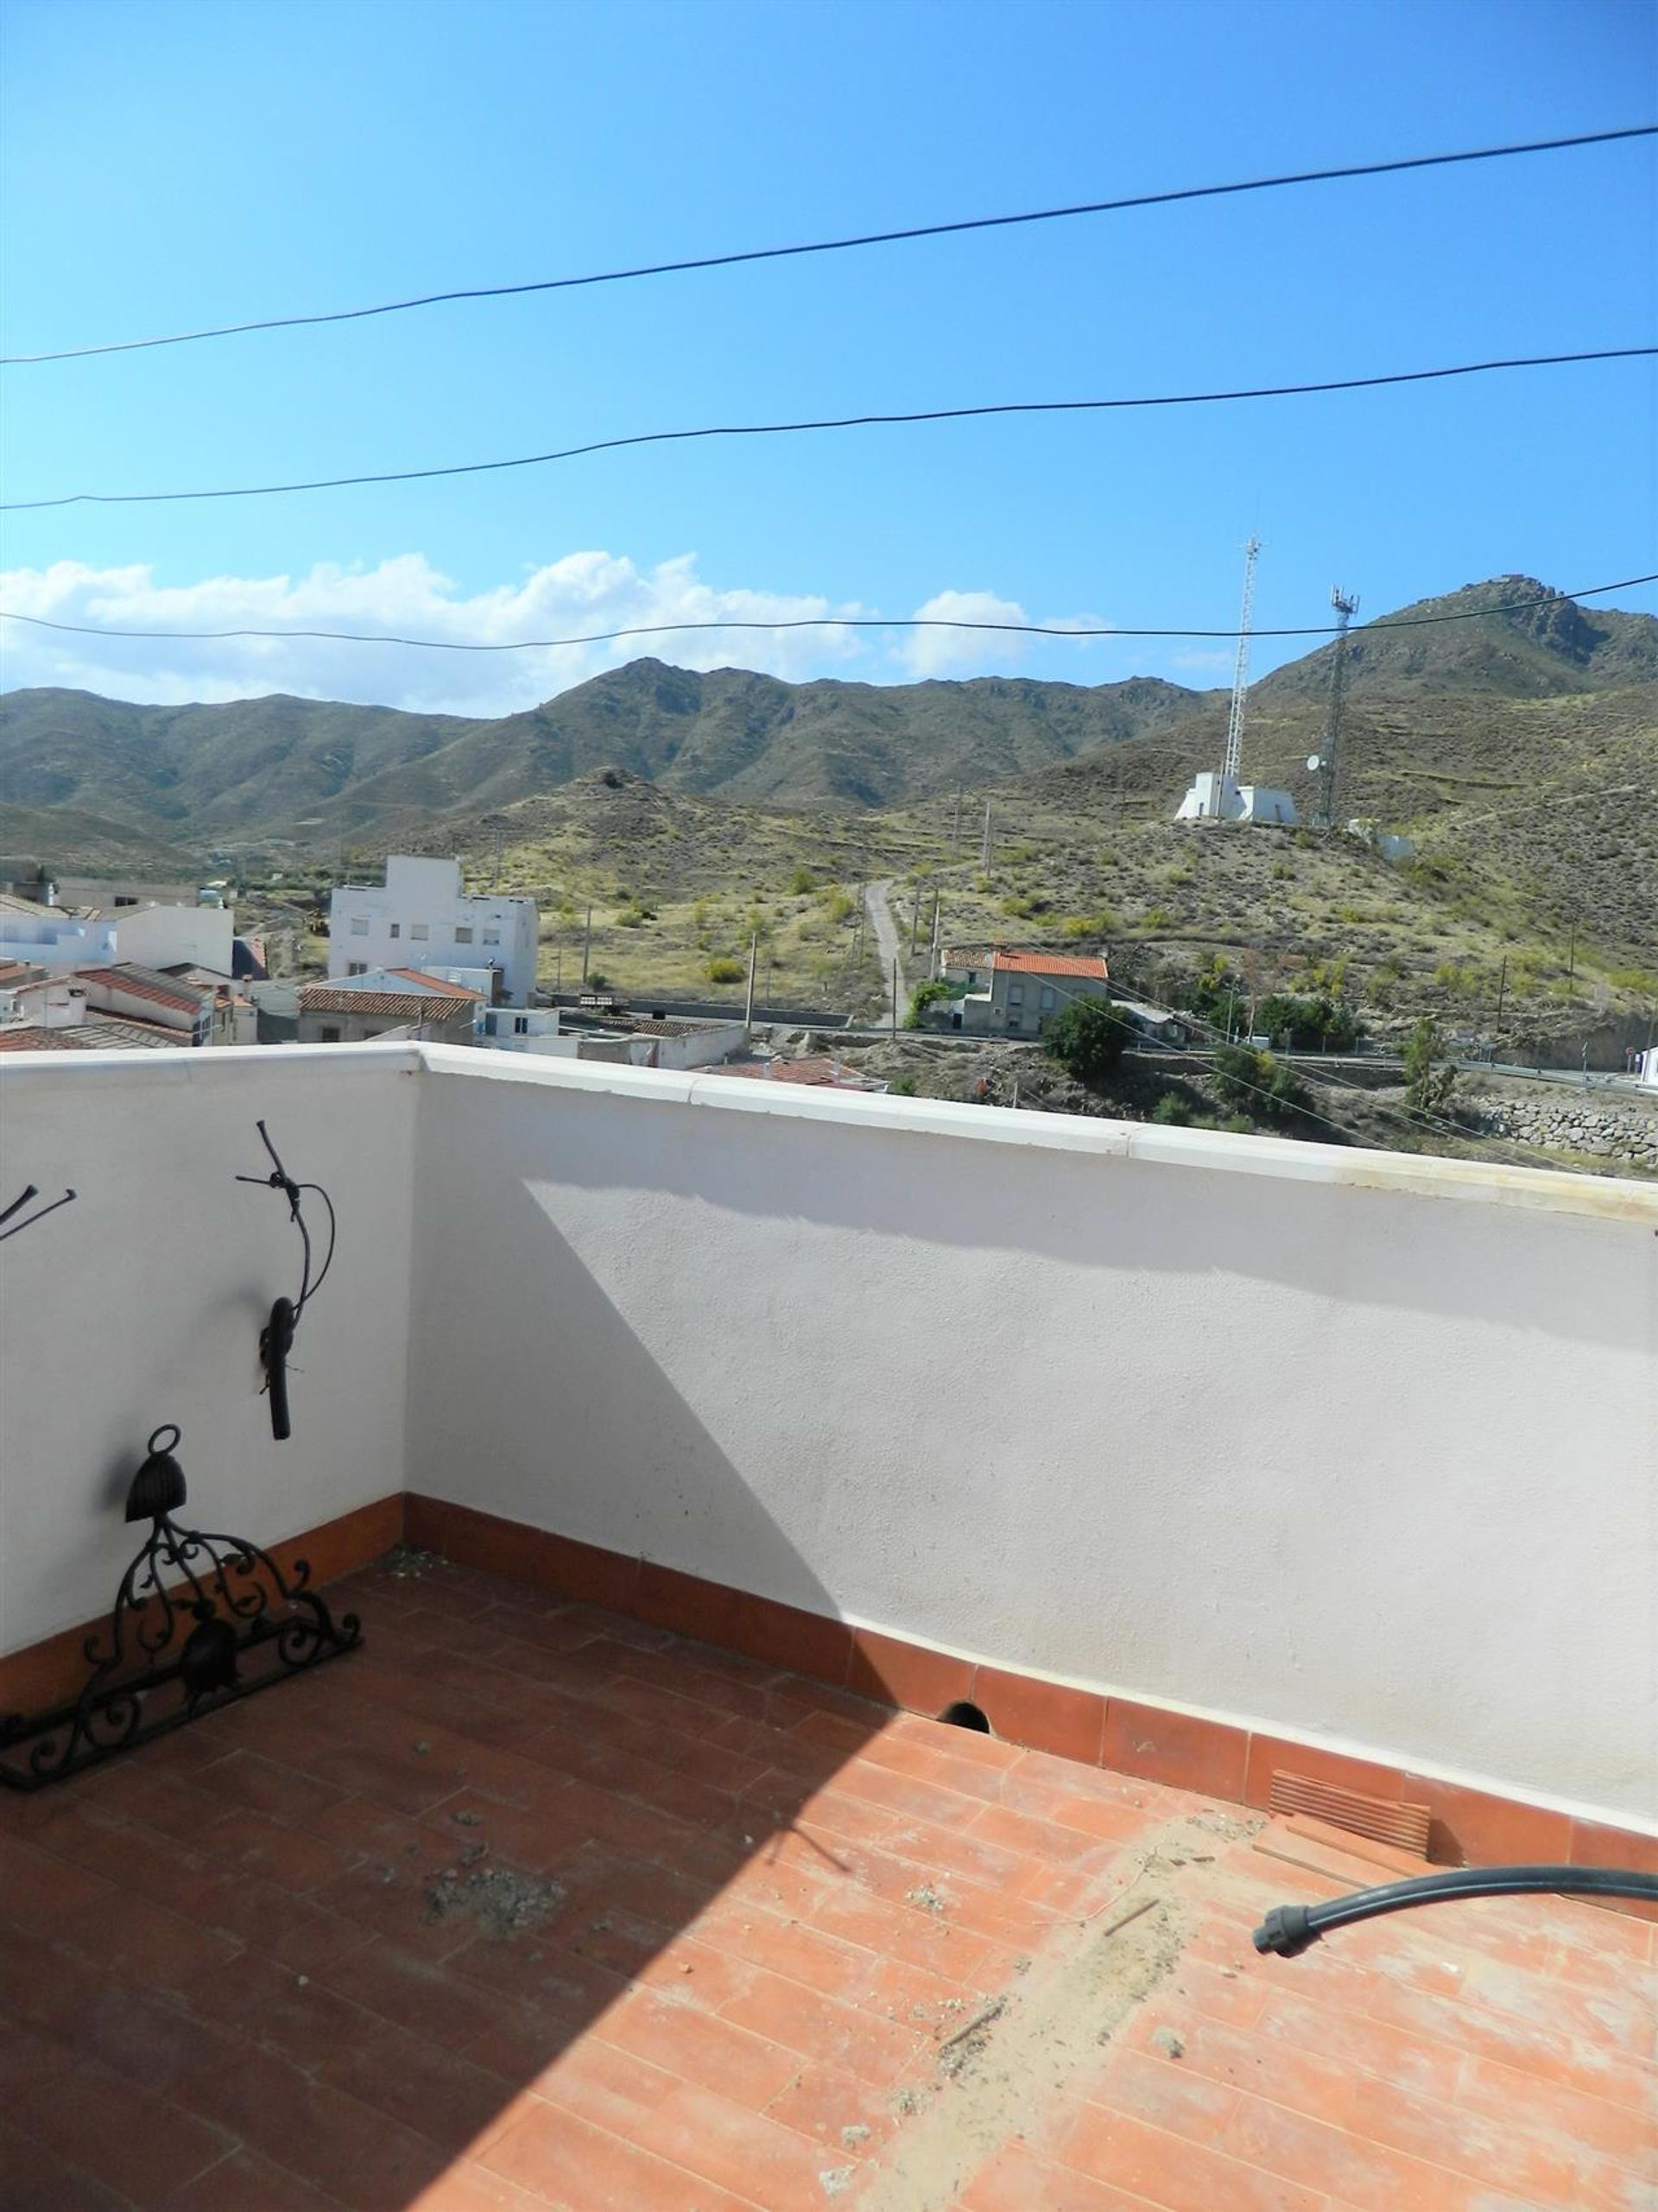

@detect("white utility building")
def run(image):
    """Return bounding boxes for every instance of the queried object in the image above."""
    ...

[1174,773,1299,827]
[329,856,539,1005]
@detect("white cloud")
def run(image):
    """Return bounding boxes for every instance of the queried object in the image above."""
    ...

[1168,648,1233,675]
[0,553,871,718]
[0,555,1117,713]
[896,589,1034,679]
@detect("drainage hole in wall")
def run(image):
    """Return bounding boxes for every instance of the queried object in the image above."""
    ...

[939,1701,991,1733]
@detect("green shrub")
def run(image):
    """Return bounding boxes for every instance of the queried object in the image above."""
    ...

[889,1073,919,1096]
[1150,1091,1193,1126]
[904,980,957,1029]
[1211,1045,1307,1123]
[1256,992,1362,1052]
[787,864,817,896]
[1045,999,1130,1086]
[706,956,745,985]
[1404,1018,1456,1119]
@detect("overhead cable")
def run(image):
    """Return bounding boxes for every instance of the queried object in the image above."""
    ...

[6,346,1652,511]
[3,124,1652,366]
[2,574,1652,655]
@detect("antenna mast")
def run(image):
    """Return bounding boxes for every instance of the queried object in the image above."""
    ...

[1316,586,1360,830]
[1220,536,1261,785]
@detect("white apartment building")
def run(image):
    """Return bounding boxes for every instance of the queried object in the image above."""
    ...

[329,857,538,1005]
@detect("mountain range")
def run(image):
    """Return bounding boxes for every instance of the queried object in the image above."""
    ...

[0,576,1652,863]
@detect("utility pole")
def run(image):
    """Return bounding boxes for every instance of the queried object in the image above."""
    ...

[744,933,757,1026]
[929,889,942,979]
[580,905,592,986]
[1567,919,1577,981]
[1315,586,1359,831]
[908,884,924,959]
[890,957,899,1038]
[981,802,993,871]
[1494,954,1507,1033]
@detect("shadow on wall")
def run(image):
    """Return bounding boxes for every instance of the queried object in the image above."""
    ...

[421,1067,1655,1354]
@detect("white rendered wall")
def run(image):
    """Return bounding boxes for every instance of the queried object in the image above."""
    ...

[114,903,235,974]
[0,1047,418,1655]
[407,1054,1658,1824]
[329,857,538,1004]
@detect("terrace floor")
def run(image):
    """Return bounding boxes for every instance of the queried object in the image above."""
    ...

[0,1554,1653,2211]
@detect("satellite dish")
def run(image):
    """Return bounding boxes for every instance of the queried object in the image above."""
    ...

[1307,754,1322,772]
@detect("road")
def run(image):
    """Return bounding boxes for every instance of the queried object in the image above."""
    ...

[863,878,904,988]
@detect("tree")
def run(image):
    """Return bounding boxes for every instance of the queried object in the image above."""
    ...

[1403,1018,1456,1119]
[1045,998,1129,1085]
[904,980,956,1029]
[1210,1044,1307,1124]
[1256,992,1363,1053]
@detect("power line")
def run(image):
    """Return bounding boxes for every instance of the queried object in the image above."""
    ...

[7,346,1649,512]
[4,124,1652,367]
[2,574,1651,655]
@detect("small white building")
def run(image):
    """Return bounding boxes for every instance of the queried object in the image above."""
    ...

[1174,772,1298,827]
[1636,1045,1658,1091]
[101,901,235,976]
[0,895,117,976]
[329,857,538,1005]
[942,948,1112,1039]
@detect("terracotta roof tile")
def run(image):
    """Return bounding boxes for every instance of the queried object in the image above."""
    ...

[991,949,1109,979]
[74,964,212,1012]
[299,985,478,1024]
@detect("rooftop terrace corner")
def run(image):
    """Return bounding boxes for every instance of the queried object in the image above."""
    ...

[3,1038,1654,1832]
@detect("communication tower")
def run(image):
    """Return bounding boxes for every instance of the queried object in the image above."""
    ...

[1220,536,1261,784]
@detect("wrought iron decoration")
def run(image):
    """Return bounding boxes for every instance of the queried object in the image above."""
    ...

[237,1120,336,1440]
[0,1424,359,1790]
[0,1183,77,1242]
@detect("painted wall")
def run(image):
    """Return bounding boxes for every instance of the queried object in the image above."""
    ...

[0,1047,418,1654]
[114,904,235,975]
[406,1054,1658,1824]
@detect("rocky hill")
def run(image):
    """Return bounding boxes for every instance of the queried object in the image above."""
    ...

[4,577,1649,859]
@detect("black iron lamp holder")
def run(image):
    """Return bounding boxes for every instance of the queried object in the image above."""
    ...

[0,1423,359,1790]
[237,1120,335,1442]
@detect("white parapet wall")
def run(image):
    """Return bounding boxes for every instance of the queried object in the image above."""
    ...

[2,1043,1654,1826]
[0,1047,419,1655]
[407,1050,1658,1826]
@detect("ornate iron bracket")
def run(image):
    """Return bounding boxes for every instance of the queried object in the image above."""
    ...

[0,1425,360,1791]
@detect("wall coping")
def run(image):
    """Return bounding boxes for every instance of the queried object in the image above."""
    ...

[6,1038,1653,1226]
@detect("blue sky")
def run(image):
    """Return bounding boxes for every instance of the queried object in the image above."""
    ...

[2,0,1654,714]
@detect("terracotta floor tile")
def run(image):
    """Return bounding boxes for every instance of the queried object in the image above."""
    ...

[629,2078,842,2206]
[1056,2105,1326,2211]
[763,2057,907,2160]
[719,1964,931,2083]
[175,2045,442,2209]
[160,2145,352,2211]
[598,1984,802,2107]
[479,2098,756,2210]
[10,1559,1649,2212]
[0,2119,135,2212]
[960,2139,1174,2211]
[0,2022,233,2208]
